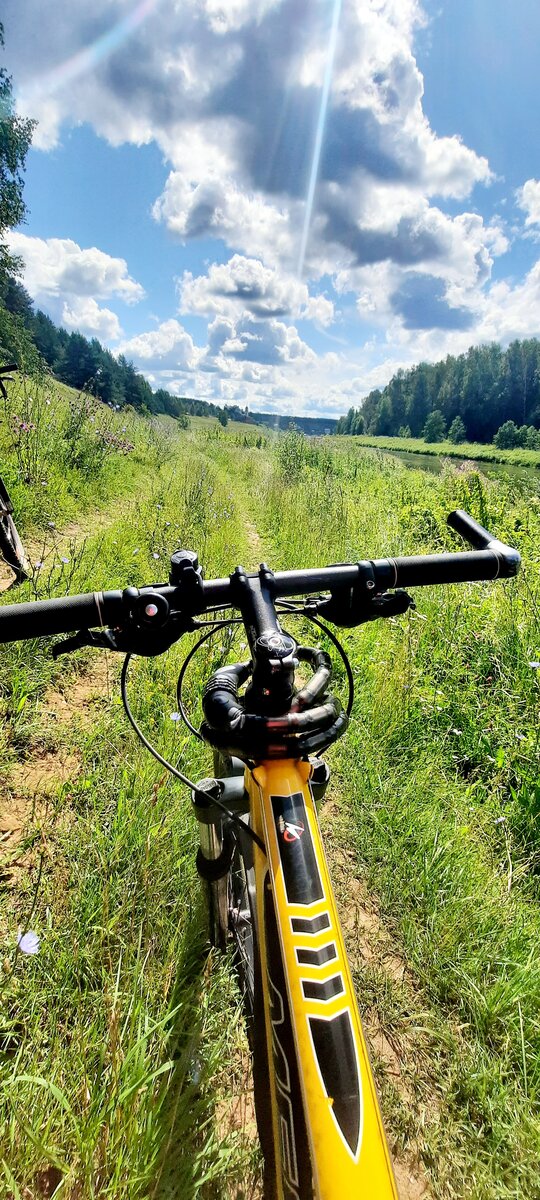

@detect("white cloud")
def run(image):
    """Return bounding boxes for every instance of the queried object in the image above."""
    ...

[201,0,281,35]
[179,255,334,325]
[62,297,122,340]
[116,320,198,371]
[153,171,297,265]
[204,312,316,367]
[5,0,494,279]
[517,179,540,231]
[7,232,144,306]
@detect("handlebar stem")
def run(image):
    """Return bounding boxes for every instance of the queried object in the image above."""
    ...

[231,564,298,715]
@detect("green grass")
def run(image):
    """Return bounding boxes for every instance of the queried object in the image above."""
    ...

[254,437,540,1197]
[1,403,540,1197]
[338,432,540,468]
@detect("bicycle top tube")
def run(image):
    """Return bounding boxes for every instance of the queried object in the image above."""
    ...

[0,510,520,645]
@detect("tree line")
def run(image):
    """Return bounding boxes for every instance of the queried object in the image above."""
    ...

[0,276,336,432]
[336,340,540,446]
[0,274,248,422]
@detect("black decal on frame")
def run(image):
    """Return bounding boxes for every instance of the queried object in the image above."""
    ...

[309,1011,362,1157]
[296,943,337,968]
[272,792,324,906]
[264,882,313,1198]
[291,913,331,936]
[302,974,345,1002]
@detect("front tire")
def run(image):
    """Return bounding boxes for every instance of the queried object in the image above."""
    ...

[0,478,29,583]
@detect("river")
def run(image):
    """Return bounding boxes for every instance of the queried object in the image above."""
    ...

[374,447,540,488]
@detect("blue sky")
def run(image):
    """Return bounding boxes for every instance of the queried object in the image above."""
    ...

[3,0,540,417]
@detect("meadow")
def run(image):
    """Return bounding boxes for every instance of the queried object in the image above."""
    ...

[0,376,539,1199]
[340,432,540,468]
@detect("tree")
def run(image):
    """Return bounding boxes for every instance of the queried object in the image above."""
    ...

[0,24,36,285]
[374,394,393,435]
[32,309,62,367]
[494,420,520,449]
[218,408,228,427]
[423,410,446,442]
[448,416,466,444]
[60,333,101,391]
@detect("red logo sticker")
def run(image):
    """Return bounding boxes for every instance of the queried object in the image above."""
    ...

[279,815,305,843]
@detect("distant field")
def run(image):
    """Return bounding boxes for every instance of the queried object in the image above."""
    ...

[337,432,540,467]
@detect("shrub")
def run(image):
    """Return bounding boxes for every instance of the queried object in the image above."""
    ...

[494,420,520,449]
[448,416,467,444]
[276,426,308,481]
[62,393,134,477]
[423,411,446,443]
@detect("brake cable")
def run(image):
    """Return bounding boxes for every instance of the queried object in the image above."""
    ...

[121,601,352,855]
[176,618,244,739]
[120,653,266,853]
[277,601,355,716]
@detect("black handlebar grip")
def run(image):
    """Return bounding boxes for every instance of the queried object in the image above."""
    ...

[0,590,124,643]
[447,509,520,577]
[447,509,494,549]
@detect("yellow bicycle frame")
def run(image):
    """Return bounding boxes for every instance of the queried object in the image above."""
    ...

[246,758,398,1200]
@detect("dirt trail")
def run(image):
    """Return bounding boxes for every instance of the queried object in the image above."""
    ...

[0,655,115,878]
[0,497,137,594]
[325,826,433,1199]
[244,518,264,563]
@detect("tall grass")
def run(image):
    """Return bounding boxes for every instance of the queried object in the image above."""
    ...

[1,410,540,1196]
[256,433,540,1197]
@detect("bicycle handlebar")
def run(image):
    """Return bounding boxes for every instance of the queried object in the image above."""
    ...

[0,510,520,645]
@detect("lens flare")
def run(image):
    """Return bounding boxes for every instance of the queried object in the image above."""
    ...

[21,0,162,101]
[297,0,342,279]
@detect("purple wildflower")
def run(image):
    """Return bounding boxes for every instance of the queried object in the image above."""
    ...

[17,929,40,955]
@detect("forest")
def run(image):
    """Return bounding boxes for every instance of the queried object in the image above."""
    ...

[336,340,540,447]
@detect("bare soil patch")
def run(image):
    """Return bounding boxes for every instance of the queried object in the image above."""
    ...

[244,519,263,563]
[9,750,80,797]
[43,653,113,727]
[0,655,115,883]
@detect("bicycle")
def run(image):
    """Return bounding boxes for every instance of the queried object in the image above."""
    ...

[0,509,520,1198]
[0,363,30,585]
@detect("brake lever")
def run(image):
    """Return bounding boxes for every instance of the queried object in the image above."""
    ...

[52,608,197,659]
[52,629,114,658]
[316,588,415,627]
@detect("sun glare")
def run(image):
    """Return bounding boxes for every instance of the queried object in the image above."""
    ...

[297,0,342,279]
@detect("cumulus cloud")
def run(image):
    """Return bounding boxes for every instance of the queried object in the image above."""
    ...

[517,179,540,232]
[7,232,144,306]
[62,297,122,340]
[116,320,198,371]
[390,274,474,331]
[5,0,494,278]
[179,255,334,325]
[205,313,316,366]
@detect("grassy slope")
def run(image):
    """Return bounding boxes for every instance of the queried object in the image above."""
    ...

[0,394,266,1198]
[338,433,540,468]
[1,400,540,1197]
